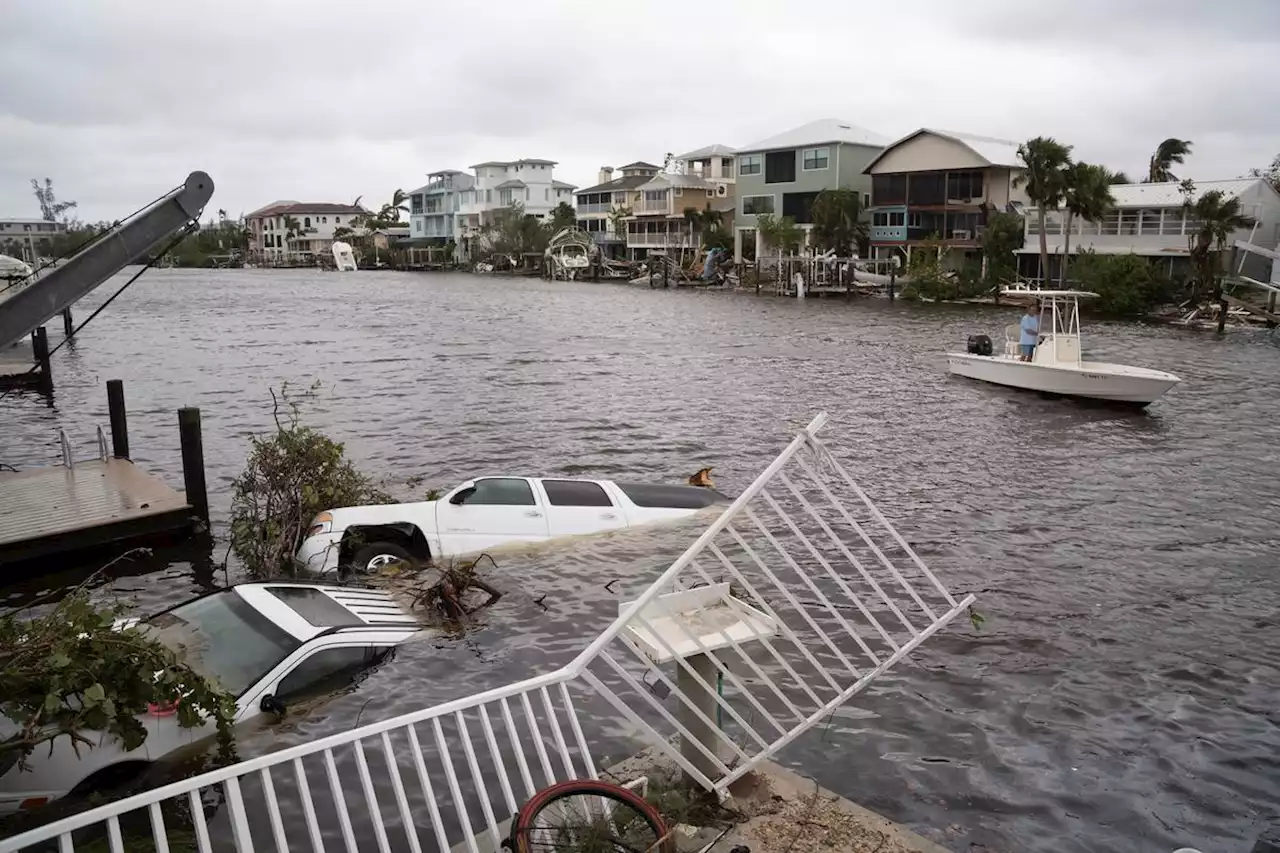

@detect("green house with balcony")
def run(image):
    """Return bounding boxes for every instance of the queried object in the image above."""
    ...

[733,119,889,260]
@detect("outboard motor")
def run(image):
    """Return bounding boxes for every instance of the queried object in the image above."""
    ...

[966,334,993,356]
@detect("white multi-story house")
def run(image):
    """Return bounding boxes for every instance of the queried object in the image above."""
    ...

[574,162,662,256]
[245,201,369,263]
[625,146,737,257]
[407,170,475,243]
[455,160,576,250]
[1017,177,1280,282]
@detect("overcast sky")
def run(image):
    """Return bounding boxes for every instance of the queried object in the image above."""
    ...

[1,0,1277,222]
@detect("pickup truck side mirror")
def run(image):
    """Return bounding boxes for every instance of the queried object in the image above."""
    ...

[449,486,476,505]
[260,694,286,716]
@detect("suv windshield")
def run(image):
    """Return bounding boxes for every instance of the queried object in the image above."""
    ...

[148,591,301,696]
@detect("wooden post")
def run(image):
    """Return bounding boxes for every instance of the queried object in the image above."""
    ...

[62,308,74,338]
[32,326,52,394]
[178,407,209,525]
[754,260,760,296]
[662,259,669,289]
[889,267,897,301]
[107,379,130,459]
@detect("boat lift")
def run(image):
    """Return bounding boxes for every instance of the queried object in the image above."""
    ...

[0,172,214,351]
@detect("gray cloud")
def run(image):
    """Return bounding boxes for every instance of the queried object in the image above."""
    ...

[1,0,1276,221]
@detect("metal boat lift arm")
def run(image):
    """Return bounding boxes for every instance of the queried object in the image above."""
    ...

[0,171,214,350]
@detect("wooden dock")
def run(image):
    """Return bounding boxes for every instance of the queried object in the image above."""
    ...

[0,459,195,565]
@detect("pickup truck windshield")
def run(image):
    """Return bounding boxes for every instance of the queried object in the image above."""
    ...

[148,591,301,696]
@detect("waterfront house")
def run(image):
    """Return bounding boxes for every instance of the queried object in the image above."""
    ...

[454,159,575,257]
[574,162,662,258]
[0,218,66,261]
[245,201,370,264]
[862,128,1027,271]
[624,146,737,258]
[733,119,889,260]
[407,170,475,244]
[1017,177,1280,282]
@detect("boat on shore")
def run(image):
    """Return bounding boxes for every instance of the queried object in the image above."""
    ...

[946,288,1182,406]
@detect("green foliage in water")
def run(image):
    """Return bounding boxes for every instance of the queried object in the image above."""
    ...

[230,382,391,577]
[0,585,237,776]
[901,236,952,301]
[1070,251,1177,316]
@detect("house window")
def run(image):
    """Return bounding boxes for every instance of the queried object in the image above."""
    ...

[872,174,907,205]
[765,150,796,184]
[738,154,762,176]
[863,193,871,209]
[721,158,734,178]
[411,195,424,214]
[945,171,984,201]
[782,192,820,224]
[544,188,549,200]
[1160,208,1184,235]
[907,173,945,205]
[304,217,311,228]
[486,189,492,203]
[889,211,905,227]
[742,195,775,215]
[335,217,342,225]
[1139,209,1161,236]
[674,187,682,197]
[802,147,829,171]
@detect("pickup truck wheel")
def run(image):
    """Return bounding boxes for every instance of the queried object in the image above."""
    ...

[351,541,416,574]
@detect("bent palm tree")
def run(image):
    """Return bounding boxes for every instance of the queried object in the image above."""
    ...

[1147,139,1193,183]
[1059,163,1116,286]
[608,205,632,248]
[1014,137,1073,283]
[1110,171,1132,185]
[1184,189,1256,309]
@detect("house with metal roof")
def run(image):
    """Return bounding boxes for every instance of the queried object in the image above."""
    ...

[733,118,890,260]
[861,127,1029,269]
[624,147,737,258]
[1017,176,1280,282]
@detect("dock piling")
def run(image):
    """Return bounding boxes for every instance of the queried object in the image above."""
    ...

[107,379,130,459]
[61,308,74,338]
[178,407,209,525]
[32,326,52,393]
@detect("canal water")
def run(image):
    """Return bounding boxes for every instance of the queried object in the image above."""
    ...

[4,269,1279,852]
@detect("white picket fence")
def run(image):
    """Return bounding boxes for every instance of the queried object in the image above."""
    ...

[0,412,974,853]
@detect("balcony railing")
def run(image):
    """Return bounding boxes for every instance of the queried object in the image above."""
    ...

[0,414,972,853]
[637,202,670,215]
[577,203,612,215]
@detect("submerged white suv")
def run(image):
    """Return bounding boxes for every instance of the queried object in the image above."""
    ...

[0,583,422,815]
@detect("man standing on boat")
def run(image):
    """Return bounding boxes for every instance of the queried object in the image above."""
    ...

[1019,302,1040,362]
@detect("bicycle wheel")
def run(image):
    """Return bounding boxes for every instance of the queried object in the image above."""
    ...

[509,778,675,853]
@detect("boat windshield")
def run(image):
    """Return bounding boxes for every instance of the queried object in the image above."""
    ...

[147,591,301,696]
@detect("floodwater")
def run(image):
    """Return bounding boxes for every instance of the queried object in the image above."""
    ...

[4,268,1280,853]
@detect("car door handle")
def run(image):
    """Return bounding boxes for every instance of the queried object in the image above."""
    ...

[601,513,617,520]
[525,510,543,518]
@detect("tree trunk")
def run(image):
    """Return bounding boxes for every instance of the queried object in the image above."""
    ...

[1037,205,1049,286]
[1059,213,1074,288]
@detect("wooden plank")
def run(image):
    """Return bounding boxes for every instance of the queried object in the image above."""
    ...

[1222,293,1280,326]
[0,339,35,379]
[0,459,192,550]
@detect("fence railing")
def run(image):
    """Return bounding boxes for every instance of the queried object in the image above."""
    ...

[0,413,973,853]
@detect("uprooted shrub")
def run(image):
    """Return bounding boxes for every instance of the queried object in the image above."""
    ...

[0,581,237,778]
[230,382,391,577]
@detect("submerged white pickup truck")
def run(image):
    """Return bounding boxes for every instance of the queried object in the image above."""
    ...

[295,476,729,574]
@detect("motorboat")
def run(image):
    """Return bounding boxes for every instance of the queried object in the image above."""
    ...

[295,476,729,574]
[331,241,357,271]
[946,288,1181,406]
[0,255,33,304]
[546,226,594,280]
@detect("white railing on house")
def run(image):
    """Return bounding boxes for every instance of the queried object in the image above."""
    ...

[0,413,974,853]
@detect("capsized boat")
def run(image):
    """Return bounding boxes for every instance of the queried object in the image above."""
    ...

[946,288,1181,406]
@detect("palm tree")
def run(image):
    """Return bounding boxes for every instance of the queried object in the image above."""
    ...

[809,188,865,256]
[683,206,701,250]
[1059,163,1116,286]
[1147,139,1193,183]
[608,205,632,247]
[1110,172,1132,185]
[282,215,301,258]
[1183,188,1257,320]
[1015,137,1074,283]
[698,203,724,234]
[378,189,409,224]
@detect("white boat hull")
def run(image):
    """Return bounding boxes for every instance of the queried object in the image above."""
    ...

[947,353,1180,405]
